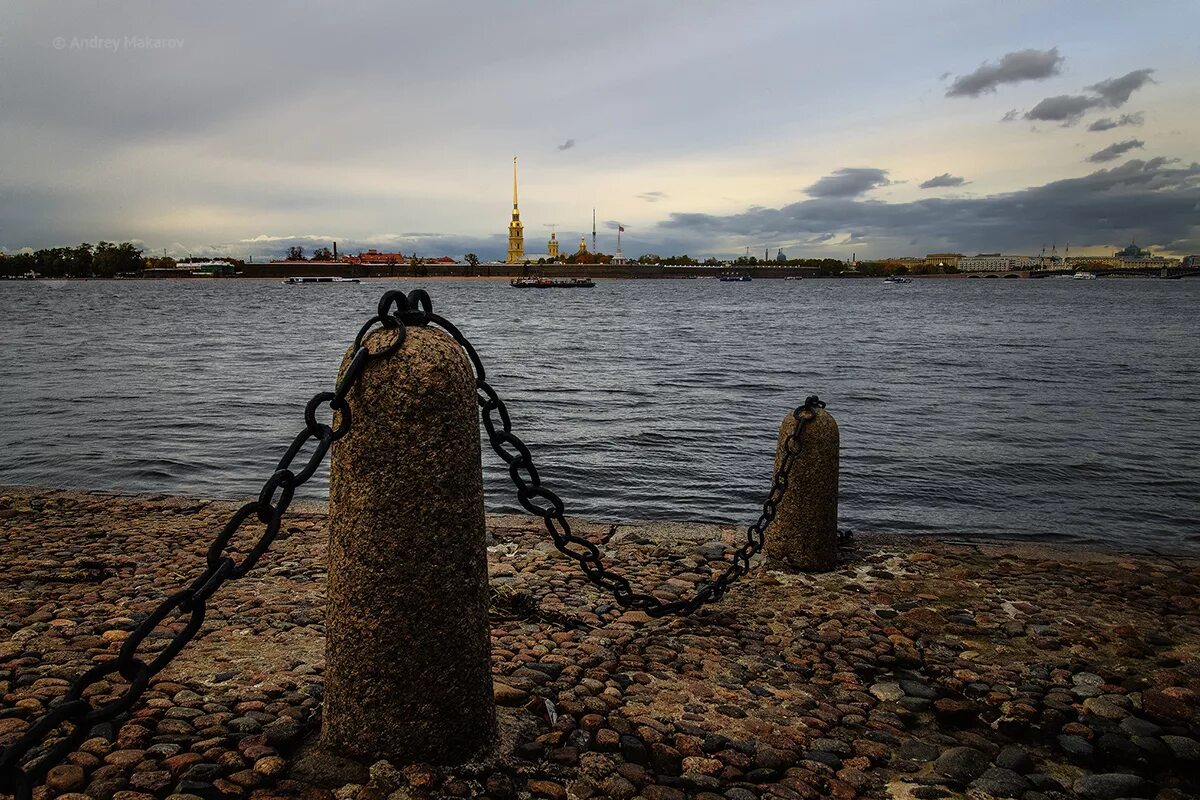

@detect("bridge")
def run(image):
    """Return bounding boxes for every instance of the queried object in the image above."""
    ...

[1161,265,1200,279]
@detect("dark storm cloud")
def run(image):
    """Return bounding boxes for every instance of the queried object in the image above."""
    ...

[1087,138,1145,163]
[1024,68,1155,124]
[557,138,576,151]
[804,168,891,198]
[658,158,1200,254]
[1088,112,1144,132]
[1088,69,1155,106]
[946,48,1063,97]
[919,173,967,189]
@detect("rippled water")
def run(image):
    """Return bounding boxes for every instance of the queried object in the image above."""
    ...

[1,277,1197,551]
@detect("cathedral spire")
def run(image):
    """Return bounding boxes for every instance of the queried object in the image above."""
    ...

[506,156,525,264]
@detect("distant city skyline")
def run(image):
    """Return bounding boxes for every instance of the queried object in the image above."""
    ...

[1,1,1197,261]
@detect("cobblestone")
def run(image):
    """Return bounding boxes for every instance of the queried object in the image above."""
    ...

[1,488,1198,799]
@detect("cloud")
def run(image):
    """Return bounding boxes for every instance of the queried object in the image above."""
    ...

[1024,94,1102,124]
[556,138,576,151]
[919,173,968,189]
[637,191,667,202]
[239,233,339,243]
[1088,112,1145,132]
[1088,69,1155,106]
[804,167,891,198]
[658,158,1200,255]
[1023,68,1155,124]
[1001,109,1020,122]
[1086,138,1145,163]
[946,48,1063,97]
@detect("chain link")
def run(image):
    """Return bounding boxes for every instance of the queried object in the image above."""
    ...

[424,308,827,619]
[0,289,428,800]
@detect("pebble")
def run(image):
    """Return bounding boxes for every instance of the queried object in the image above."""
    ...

[1082,697,1128,720]
[1161,735,1200,761]
[1120,716,1162,737]
[994,745,1033,774]
[970,767,1029,798]
[526,778,567,799]
[869,682,904,702]
[492,681,529,706]
[46,764,86,793]
[932,746,989,786]
[619,735,648,765]
[1056,734,1095,763]
[899,679,939,700]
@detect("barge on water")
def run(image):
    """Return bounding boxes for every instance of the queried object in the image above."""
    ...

[282,276,362,285]
[510,277,595,288]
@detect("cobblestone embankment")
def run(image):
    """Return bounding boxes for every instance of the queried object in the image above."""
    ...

[1,488,1198,800]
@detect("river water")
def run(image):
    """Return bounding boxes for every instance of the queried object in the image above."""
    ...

[1,277,1196,551]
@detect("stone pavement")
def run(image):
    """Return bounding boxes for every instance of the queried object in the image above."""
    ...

[1,488,1198,800]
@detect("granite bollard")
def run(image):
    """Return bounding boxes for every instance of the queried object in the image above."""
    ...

[766,405,839,571]
[321,325,495,765]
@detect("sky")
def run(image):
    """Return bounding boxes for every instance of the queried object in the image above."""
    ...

[1,1,1198,261]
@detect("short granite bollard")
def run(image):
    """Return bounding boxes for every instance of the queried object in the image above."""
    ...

[321,325,495,766]
[766,405,840,571]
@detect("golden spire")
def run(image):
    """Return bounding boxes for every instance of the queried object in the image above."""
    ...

[506,156,525,264]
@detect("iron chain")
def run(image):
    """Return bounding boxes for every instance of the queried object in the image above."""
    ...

[0,289,430,800]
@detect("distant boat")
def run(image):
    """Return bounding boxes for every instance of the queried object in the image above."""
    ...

[883,276,912,284]
[785,276,803,281]
[1072,271,1098,280]
[719,273,752,282]
[283,276,361,284]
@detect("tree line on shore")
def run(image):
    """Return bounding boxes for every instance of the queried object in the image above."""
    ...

[0,243,251,279]
[0,242,146,278]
